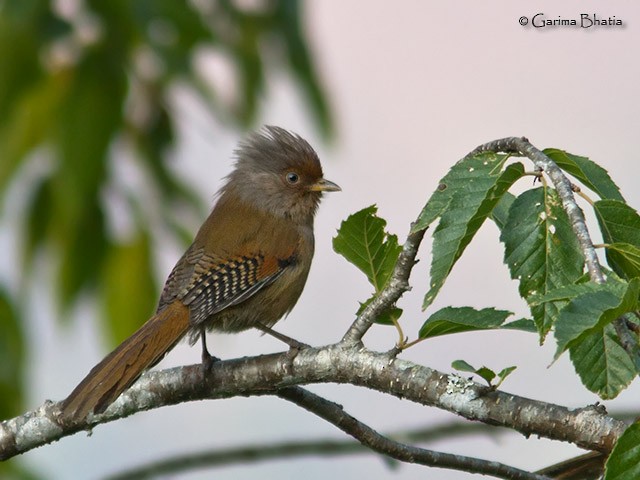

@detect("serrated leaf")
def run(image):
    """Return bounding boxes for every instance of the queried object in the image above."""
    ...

[555,278,640,358]
[544,148,624,201]
[102,233,158,345]
[502,318,537,332]
[595,200,640,280]
[529,276,626,306]
[570,324,636,399]
[605,423,640,479]
[605,243,640,279]
[419,307,512,339]
[500,187,584,340]
[421,158,524,308]
[474,367,496,385]
[333,205,402,292]
[413,152,510,231]
[490,191,516,230]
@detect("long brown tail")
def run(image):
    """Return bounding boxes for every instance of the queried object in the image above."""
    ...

[61,301,190,421]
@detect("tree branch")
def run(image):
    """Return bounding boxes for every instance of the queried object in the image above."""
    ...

[106,421,509,480]
[277,386,549,480]
[0,346,626,461]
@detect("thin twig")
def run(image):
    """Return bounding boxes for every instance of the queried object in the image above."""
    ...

[277,386,550,480]
[341,226,426,345]
[105,421,508,480]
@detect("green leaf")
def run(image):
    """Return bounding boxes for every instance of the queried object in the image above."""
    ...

[419,307,513,339]
[23,177,53,269]
[0,288,25,418]
[474,367,497,385]
[55,50,126,204]
[0,75,63,198]
[570,325,636,399]
[490,191,516,230]
[500,187,584,339]
[502,318,537,333]
[529,276,626,306]
[56,199,109,310]
[605,423,640,479]
[333,206,402,292]
[605,243,640,279]
[544,148,624,201]
[421,158,525,308]
[102,233,158,345]
[451,359,476,373]
[275,0,333,138]
[413,153,509,231]
[555,278,640,358]
[595,200,640,280]
[451,360,516,388]
[496,366,517,386]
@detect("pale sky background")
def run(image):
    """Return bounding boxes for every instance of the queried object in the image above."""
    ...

[13,2,640,479]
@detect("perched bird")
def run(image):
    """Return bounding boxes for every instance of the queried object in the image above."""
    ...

[61,126,340,421]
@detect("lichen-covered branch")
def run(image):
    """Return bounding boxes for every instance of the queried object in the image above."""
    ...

[0,346,626,461]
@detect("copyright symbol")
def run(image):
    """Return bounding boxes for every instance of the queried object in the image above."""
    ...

[519,16,528,26]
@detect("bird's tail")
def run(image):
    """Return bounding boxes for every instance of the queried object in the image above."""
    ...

[61,301,190,421]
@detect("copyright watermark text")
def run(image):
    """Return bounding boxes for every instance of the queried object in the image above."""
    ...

[519,13,624,29]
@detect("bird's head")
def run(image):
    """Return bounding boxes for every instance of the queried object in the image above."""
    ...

[225,126,340,222]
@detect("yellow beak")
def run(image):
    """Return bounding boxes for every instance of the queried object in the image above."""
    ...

[310,178,341,192]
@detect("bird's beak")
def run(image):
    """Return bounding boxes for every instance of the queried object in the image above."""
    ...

[310,178,341,192]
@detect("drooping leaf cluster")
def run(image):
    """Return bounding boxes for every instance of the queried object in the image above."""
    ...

[334,149,640,399]
[333,147,640,477]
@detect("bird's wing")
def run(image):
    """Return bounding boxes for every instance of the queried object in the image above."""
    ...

[174,248,294,326]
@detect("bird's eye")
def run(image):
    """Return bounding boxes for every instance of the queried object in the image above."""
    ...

[285,172,300,184]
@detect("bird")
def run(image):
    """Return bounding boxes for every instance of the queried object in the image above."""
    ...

[60,126,340,421]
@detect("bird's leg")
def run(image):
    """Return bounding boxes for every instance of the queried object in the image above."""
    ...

[255,323,310,350]
[200,327,220,372]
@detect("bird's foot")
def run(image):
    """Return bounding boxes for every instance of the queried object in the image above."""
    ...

[201,350,221,374]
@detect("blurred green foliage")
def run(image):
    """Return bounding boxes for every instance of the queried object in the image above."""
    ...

[0,0,330,440]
